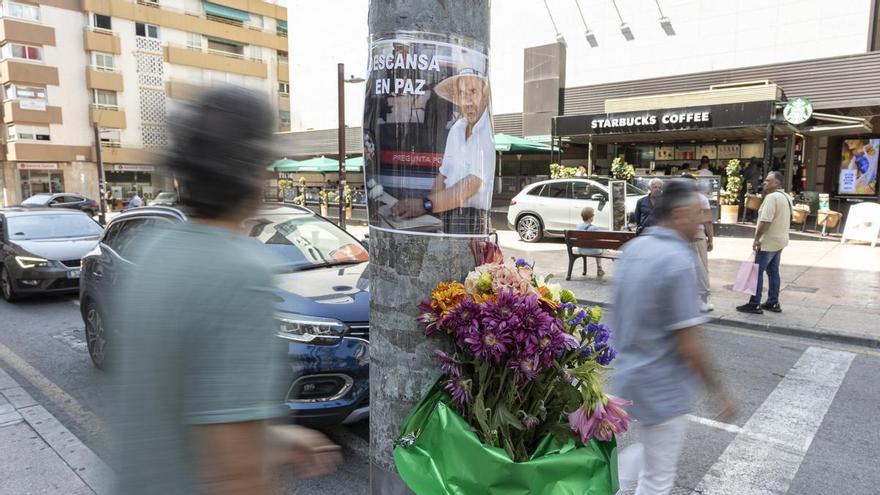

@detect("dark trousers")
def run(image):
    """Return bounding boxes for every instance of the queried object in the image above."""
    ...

[749,249,782,306]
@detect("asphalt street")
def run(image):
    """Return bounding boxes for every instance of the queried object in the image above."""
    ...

[1,294,878,494]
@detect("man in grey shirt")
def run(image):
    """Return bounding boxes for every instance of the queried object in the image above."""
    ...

[612,180,734,495]
[108,87,340,494]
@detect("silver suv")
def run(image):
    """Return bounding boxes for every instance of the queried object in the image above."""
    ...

[507,178,647,242]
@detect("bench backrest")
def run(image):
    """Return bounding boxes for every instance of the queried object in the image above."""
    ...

[565,230,636,251]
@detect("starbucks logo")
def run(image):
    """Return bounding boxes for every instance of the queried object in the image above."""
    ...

[784,98,813,125]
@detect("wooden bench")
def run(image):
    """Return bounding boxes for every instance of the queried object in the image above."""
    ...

[564,230,636,281]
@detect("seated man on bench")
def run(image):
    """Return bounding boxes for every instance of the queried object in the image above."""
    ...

[575,207,606,278]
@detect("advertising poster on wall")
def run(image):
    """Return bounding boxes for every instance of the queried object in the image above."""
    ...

[696,144,717,160]
[363,33,495,236]
[608,180,627,231]
[838,139,879,196]
[717,144,741,160]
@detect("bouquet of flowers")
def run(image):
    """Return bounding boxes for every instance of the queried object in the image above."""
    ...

[394,253,630,494]
[611,156,636,181]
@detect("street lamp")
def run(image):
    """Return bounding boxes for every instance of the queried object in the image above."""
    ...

[337,63,365,229]
[574,0,599,47]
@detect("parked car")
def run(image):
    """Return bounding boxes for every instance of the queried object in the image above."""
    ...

[507,177,647,242]
[147,191,178,206]
[21,193,99,217]
[79,204,370,426]
[0,208,102,302]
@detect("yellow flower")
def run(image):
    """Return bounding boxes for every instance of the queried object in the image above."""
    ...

[431,282,467,316]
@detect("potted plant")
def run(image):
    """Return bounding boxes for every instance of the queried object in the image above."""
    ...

[318,189,330,217]
[549,163,577,179]
[720,159,742,224]
[610,157,635,182]
[344,184,354,220]
[291,177,307,206]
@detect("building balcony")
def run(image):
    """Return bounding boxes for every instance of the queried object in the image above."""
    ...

[0,60,59,86]
[86,66,124,91]
[89,105,127,129]
[0,18,55,46]
[3,100,63,125]
[84,27,121,54]
[164,44,267,78]
[100,145,153,165]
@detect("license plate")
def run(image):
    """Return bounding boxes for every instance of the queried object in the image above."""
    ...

[67,270,81,279]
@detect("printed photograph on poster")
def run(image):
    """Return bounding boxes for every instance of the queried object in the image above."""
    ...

[608,181,627,231]
[363,34,495,236]
[838,138,878,196]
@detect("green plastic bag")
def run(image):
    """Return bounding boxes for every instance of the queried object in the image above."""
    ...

[393,383,619,495]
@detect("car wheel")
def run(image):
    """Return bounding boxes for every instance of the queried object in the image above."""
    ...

[516,214,543,243]
[84,302,108,370]
[0,265,17,302]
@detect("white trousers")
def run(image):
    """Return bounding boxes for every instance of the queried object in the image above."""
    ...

[617,416,689,495]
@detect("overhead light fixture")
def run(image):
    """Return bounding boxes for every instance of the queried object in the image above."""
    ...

[612,0,635,41]
[575,0,598,47]
[543,0,566,46]
[655,0,675,35]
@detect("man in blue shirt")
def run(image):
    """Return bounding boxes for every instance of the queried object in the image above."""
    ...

[613,180,735,494]
[634,178,662,235]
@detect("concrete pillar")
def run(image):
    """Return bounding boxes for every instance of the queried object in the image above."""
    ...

[367,2,490,494]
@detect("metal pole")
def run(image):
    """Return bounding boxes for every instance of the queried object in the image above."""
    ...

[763,122,774,178]
[337,62,347,229]
[93,122,107,225]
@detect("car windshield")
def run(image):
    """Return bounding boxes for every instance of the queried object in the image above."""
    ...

[244,213,368,272]
[21,194,52,205]
[156,192,176,200]
[7,214,103,240]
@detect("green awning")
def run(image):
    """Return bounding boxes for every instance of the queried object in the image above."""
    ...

[295,156,342,173]
[344,156,363,172]
[202,1,250,22]
[494,133,555,152]
[277,19,288,30]
[271,158,299,172]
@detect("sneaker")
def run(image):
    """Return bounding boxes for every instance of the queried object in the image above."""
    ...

[736,303,763,314]
[761,303,782,313]
[700,301,714,313]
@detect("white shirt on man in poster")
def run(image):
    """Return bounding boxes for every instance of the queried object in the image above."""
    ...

[439,108,495,211]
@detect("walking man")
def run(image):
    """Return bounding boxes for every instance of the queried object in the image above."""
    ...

[634,178,662,235]
[612,180,735,495]
[737,171,791,314]
[682,173,715,312]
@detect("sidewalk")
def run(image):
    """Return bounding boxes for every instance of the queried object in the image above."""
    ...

[0,367,111,495]
[495,231,880,347]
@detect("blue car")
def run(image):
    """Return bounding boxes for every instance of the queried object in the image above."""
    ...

[79,204,370,426]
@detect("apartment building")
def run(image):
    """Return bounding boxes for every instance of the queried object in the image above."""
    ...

[0,0,289,206]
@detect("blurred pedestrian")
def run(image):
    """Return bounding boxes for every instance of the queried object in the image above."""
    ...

[575,206,605,278]
[109,86,340,495]
[698,156,713,177]
[682,173,715,312]
[612,179,735,495]
[128,190,142,208]
[634,178,662,235]
[737,171,791,315]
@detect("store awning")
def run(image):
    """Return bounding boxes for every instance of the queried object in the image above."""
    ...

[494,133,555,152]
[277,19,288,30]
[295,156,342,172]
[202,2,250,22]
[344,156,364,172]
[271,158,299,172]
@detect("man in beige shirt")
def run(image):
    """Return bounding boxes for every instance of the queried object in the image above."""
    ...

[737,171,791,314]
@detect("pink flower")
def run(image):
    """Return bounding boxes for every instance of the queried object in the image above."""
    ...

[568,395,632,443]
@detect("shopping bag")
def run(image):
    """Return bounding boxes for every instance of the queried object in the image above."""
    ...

[733,259,759,295]
[393,382,619,495]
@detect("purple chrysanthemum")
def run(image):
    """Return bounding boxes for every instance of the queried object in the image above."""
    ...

[433,349,462,377]
[523,415,541,431]
[509,354,541,382]
[444,377,473,406]
[444,297,481,340]
[464,324,513,363]
[417,311,442,336]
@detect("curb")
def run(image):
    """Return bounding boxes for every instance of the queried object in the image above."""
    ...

[576,299,880,349]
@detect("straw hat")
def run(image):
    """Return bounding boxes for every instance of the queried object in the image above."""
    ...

[434,68,490,104]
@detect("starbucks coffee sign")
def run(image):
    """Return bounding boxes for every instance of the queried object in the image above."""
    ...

[783,97,813,125]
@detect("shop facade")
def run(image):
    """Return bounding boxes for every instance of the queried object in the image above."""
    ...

[1,161,101,207]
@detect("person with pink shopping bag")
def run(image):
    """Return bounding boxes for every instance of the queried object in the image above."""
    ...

[736,171,792,314]
[733,255,759,295]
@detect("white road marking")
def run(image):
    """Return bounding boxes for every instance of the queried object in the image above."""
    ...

[685,414,742,434]
[693,346,855,495]
[0,342,103,436]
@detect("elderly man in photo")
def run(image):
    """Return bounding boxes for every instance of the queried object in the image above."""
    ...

[391,68,495,234]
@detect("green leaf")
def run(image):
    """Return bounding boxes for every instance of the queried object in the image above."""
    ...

[473,389,491,437]
[497,405,525,431]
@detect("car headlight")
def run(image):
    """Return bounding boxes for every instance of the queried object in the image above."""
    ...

[275,313,346,344]
[15,256,49,269]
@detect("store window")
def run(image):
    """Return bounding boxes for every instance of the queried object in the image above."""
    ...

[3,84,47,102]
[7,125,50,141]
[91,52,115,71]
[19,169,64,198]
[279,110,291,126]
[278,82,289,94]
[135,22,159,39]
[3,43,42,62]
[91,89,118,109]
[4,1,40,22]
[91,13,111,30]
